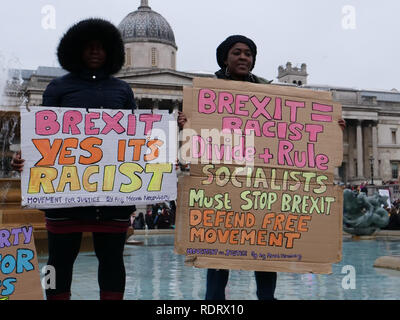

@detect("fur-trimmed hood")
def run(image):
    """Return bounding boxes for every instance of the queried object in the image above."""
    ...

[57,18,125,75]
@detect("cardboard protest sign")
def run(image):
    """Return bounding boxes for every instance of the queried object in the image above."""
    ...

[175,78,343,274]
[0,225,43,300]
[180,78,342,171]
[20,107,177,209]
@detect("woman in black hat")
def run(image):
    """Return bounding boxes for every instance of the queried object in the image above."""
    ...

[213,35,276,300]
[178,35,270,129]
[180,35,277,300]
[178,35,345,300]
[12,18,135,300]
[215,35,269,83]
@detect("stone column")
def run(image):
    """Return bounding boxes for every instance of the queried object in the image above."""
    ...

[372,123,379,178]
[135,98,142,109]
[348,124,355,179]
[152,98,160,111]
[356,120,364,178]
[334,167,340,180]
[172,100,180,112]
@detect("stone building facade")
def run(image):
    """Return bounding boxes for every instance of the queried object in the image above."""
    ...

[311,84,400,185]
[119,0,177,70]
[277,62,308,86]
[276,61,400,186]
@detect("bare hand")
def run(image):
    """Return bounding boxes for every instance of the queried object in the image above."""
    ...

[178,111,187,130]
[338,118,346,132]
[11,151,25,172]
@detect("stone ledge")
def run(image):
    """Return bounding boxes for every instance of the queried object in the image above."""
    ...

[129,229,175,236]
[134,229,400,237]
[373,256,400,271]
[376,230,400,237]
[343,230,400,238]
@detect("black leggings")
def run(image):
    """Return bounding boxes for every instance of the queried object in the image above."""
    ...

[206,269,277,300]
[46,231,126,298]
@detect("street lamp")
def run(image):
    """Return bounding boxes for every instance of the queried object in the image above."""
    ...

[369,156,374,185]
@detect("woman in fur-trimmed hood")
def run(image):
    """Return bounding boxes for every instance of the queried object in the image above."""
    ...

[57,18,125,76]
[13,18,136,301]
[43,18,135,109]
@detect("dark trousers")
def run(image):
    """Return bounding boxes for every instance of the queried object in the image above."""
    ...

[46,231,127,299]
[205,269,277,300]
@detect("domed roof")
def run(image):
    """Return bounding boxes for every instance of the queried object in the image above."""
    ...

[118,0,177,49]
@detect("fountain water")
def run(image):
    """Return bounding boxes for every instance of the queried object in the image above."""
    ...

[0,55,46,241]
[0,55,8,106]
[0,54,25,178]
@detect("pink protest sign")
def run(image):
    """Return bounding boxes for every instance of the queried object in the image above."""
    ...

[20,107,177,209]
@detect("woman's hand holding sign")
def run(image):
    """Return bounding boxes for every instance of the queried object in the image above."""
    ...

[11,151,25,173]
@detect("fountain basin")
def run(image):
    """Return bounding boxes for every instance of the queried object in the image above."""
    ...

[374,256,400,271]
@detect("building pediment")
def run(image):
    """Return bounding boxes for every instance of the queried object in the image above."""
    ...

[342,110,379,121]
[117,68,213,88]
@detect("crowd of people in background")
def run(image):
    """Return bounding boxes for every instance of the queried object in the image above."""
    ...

[384,200,400,230]
[131,201,176,230]
[344,180,399,194]
[345,181,371,194]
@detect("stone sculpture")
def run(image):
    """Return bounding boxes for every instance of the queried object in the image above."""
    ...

[343,189,389,236]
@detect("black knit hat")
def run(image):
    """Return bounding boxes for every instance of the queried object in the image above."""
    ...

[57,18,125,75]
[216,35,257,70]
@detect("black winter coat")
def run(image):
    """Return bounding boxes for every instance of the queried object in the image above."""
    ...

[43,71,135,110]
[215,68,272,84]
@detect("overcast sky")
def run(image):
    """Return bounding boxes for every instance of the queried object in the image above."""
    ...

[1,0,400,91]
